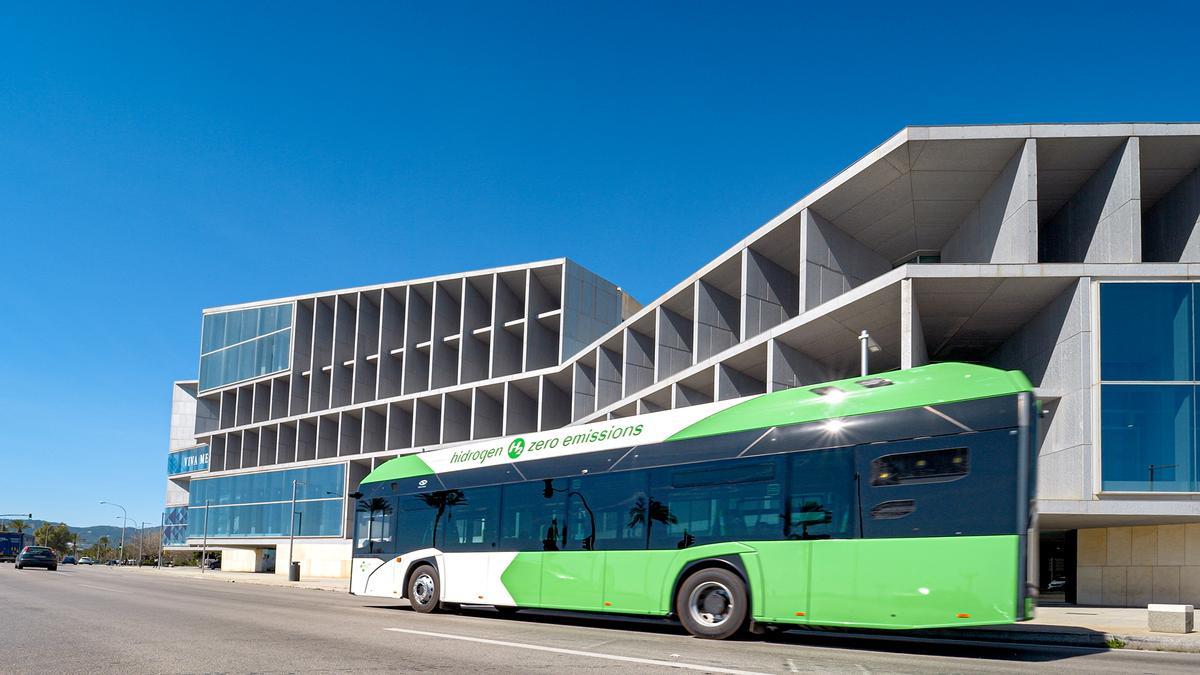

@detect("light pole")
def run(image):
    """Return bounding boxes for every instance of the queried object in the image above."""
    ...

[287,480,342,582]
[858,330,880,377]
[100,501,127,564]
[158,511,165,570]
[287,480,299,581]
[116,516,143,564]
[138,520,147,566]
[200,500,210,574]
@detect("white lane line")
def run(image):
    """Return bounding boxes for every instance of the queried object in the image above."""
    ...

[384,627,770,674]
[77,584,120,592]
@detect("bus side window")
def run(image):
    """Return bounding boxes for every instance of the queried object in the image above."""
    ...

[565,471,649,551]
[788,449,856,540]
[648,458,783,549]
[392,492,445,553]
[501,480,568,552]
[440,486,500,552]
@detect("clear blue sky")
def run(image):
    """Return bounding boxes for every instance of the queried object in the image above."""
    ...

[1,2,1196,527]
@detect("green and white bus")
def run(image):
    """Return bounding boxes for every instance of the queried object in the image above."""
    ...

[350,362,1038,639]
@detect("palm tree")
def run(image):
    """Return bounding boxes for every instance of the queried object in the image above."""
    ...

[9,519,28,537]
[355,497,393,553]
[417,490,465,547]
[627,496,678,546]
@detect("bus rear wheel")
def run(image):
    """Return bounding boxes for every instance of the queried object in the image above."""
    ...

[676,567,748,640]
[407,564,441,614]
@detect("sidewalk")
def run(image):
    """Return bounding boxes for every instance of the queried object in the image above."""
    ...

[118,568,1196,652]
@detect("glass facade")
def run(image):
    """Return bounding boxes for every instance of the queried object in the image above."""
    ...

[187,464,344,538]
[1100,282,1200,491]
[167,445,210,475]
[198,303,294,391]
[163,507,188,546]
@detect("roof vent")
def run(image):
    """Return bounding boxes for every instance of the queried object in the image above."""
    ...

[856,378,893,389]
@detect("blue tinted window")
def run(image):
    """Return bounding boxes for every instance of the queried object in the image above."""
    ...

[186,465,344,538]
[1101,283,1193,381]
[1101,384,1196,492]
[202,313,226,353]
[198,303,295,391]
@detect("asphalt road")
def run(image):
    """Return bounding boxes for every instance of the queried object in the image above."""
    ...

[2,564,1197,674]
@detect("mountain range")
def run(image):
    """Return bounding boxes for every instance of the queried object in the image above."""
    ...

[1,519,154,548]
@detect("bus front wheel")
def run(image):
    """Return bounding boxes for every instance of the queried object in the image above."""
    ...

[675,567,748,640]
[407,564,441,614]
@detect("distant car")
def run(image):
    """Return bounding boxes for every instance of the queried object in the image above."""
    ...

[78,557,96,565]
[61,555,76,565]
[104,560,118,566]
[15,546,58,571]
[204,558,220,570]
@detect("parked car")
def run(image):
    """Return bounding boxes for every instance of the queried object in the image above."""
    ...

[61,555,76,565]
[78,556,95,565]
[15,546,58,571]
[104,560,118,566]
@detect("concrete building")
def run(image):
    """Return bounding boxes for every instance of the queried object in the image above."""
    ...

[165,123,1200,606]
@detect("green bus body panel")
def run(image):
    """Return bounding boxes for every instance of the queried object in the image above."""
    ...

[360,454,434,484]
[753,535,1019,628]
[668,363,1032,441]
[499,543,756,615]
[498,536,1019,629]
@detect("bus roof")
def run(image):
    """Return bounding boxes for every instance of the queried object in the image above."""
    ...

[360,362,1031,485]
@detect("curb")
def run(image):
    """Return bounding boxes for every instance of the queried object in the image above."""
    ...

[792,625,1200,654]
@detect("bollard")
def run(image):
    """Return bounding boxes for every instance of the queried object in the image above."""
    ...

[289,561,301,582]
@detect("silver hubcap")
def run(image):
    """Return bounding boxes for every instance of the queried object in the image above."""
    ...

[413,573,435,605]
[688,581,733,627]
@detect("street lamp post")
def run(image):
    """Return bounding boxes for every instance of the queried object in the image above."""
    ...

[287,480,299,581]
[100,501,127,564]
[286,480,343,582]
[200,500,210,574]
[158,511,165,570]
[858,330,880,377]
[138,521,147,566]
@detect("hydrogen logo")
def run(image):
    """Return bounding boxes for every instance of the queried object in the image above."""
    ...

[508,437,526,459]
[418,479,428,488]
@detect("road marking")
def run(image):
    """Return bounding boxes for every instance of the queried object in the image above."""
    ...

[384,627,770,674]
[77,584,120,592]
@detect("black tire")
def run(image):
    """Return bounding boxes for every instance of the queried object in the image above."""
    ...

[14,564,21,570]
[675,567,749,640]
[407,564,441,614]
[49,566,57,572]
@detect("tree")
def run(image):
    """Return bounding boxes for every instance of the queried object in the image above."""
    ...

[417,490,465,546]
[0,521,7,532]
[93,535,110,561]
[356,498,393,553]
[9,519,29,537]
[34,522,72,555]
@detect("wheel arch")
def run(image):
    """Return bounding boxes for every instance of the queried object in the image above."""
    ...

[666,555,749,618]
[400,556,440,600]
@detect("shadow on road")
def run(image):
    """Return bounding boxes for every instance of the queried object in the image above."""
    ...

[361,602,1108,663]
